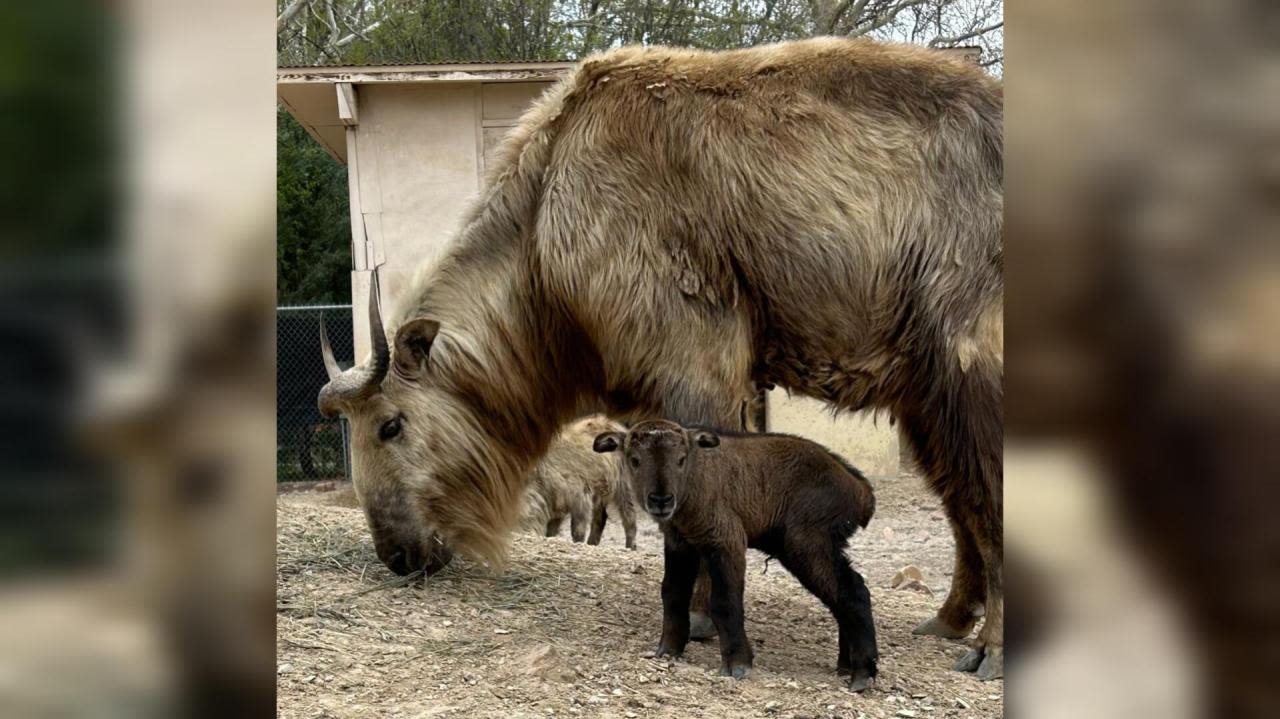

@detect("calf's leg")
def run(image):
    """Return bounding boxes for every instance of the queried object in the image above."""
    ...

[779,533,878,691]
[569,508,588,543]
[657,536,700,658]
[545,516,564,538]
[587,502,607,546]
[704,543,753,678]
[613,484,638,550]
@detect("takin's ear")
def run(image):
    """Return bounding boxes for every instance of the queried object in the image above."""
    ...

[593,432,624,453]
[692,430,720,448]
[393,318,441,378]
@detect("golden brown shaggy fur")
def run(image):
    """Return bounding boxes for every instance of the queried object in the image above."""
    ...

[320,37,1002,678]
[520,415,637,548]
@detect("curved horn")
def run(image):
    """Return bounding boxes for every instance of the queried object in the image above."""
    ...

[316,270,393,418]
[319,318,341,381]
[367,267,390,385]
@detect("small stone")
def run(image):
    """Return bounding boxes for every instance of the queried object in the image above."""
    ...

[612,688,623,696]
[914,530,930,543]
[765,700,782,713]
[276,663,293,675]
[494,628,511,634]
[896,711,918,718]
[881,527,895,540]
[442,620,453,627]
[785,680,799,689]
[955,698,970,709]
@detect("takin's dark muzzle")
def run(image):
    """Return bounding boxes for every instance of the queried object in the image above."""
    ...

[374,530,454,577]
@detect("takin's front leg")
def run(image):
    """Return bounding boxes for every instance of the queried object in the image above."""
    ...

[587,501,607,546]
[656,535,700,658]
[704,542,753,679]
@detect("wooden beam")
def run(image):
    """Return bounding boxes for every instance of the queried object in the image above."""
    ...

[336,82,358,126]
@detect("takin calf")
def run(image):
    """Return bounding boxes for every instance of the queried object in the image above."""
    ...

[521,415,637,549]
[594,419,878,691]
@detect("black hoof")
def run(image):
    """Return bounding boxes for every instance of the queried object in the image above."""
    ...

[953,647,983,672]
[847,674,875,693]
[976,648,1003,680]
[719,664,751,680]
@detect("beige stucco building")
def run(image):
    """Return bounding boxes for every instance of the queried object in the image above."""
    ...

[278,59,916,476]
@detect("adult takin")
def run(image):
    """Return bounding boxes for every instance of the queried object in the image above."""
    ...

[594,420,878,691]
[521,415,637,549]
[317,37,1003,679]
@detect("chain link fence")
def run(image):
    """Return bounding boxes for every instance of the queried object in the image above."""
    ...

[277,305,352,482]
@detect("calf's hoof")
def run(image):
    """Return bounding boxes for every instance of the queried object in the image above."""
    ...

[912,614,973,640]
[954,644,1003,680]
[654,644,682,659]
[688,611,716,641]
[719,662,751,680]
[847,673,875,693]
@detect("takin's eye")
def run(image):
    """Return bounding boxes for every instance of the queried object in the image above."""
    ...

[379,415,403,442]
[676,456,685,467]
[629,456,640,468]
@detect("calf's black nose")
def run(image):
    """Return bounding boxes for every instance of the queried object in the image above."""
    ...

[647,493,675,510]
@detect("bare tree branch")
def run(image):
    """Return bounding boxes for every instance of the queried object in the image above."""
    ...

[929,20,1003,48]
[335,20,383,49]
[847,0,931,38]
[277,0,310,33]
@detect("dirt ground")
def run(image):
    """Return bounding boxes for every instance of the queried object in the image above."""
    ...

[277,472,1003,718]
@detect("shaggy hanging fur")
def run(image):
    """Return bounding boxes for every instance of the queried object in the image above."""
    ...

[320,36,1002,677]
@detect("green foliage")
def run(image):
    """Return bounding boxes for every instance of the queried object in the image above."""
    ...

[0,1,115,261]
[276,107,351,305]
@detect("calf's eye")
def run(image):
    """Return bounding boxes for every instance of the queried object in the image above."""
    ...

[379,416,402,441]
[630,456,640,468]
[677,457,685,467]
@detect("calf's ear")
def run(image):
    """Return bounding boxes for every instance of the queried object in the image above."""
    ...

[693,430,720,448]
[593,432,624,453]
[394,318,441,378]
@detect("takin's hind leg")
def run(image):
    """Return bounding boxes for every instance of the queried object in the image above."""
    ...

[587,502,607,546]
[901,353,1003,680]
[952,510,1004,680]
[913,512,986,639]
[616,492,638,550]
[545,516,565,538]
[688,569,717,640]
[569,508,589,543]
[779,532,878,691]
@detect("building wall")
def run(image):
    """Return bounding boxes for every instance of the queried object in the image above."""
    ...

[345,80,900,476]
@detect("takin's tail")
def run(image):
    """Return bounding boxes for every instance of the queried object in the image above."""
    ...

[829,450,876,529]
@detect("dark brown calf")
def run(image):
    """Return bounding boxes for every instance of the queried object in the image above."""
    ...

[595,419,878,691]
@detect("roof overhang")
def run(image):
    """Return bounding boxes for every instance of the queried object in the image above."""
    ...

[277,61,575,162]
